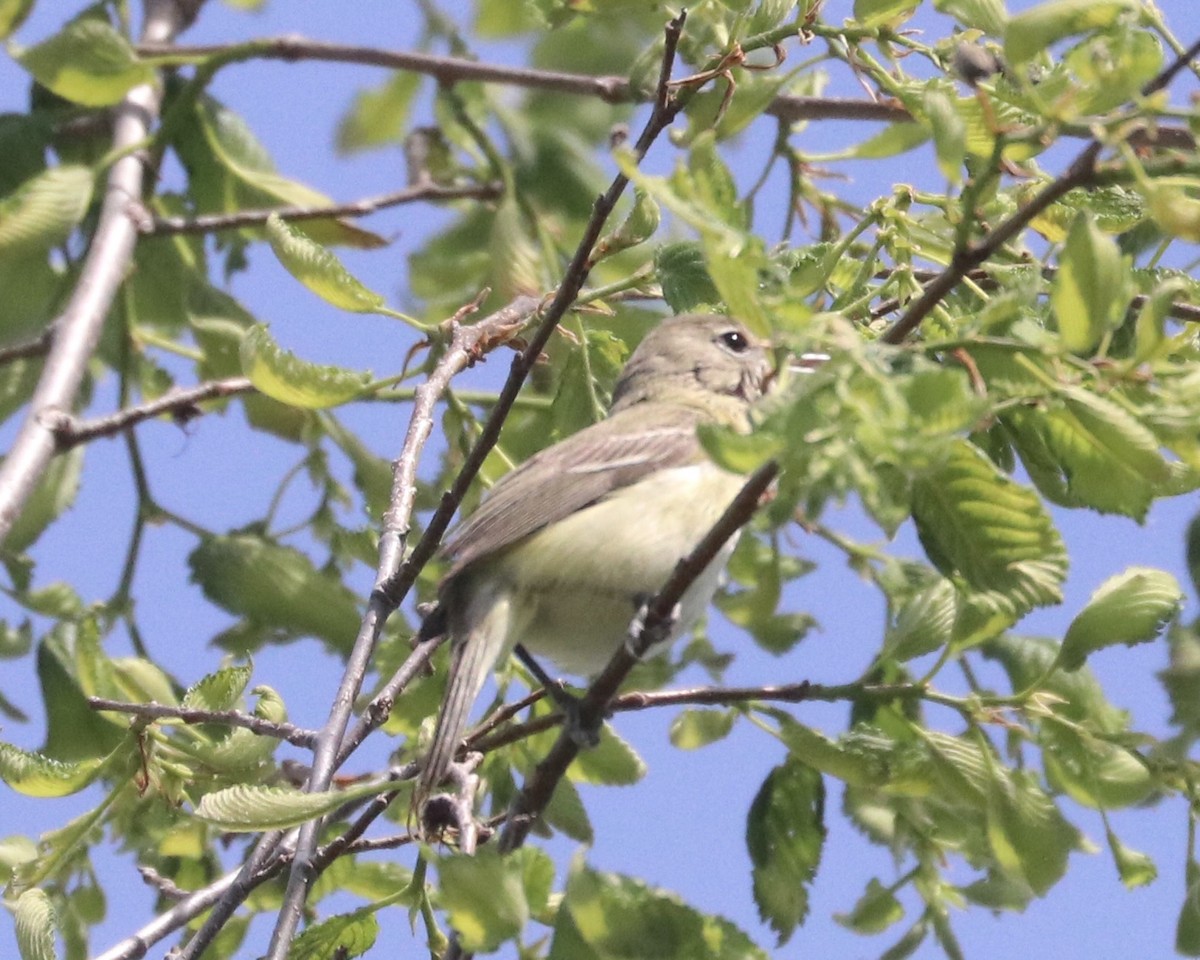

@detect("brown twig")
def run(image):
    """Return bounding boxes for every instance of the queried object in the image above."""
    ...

[0,0,187,542]
[146,181,503,236]
[0,327,55,366]
[55,377,254,448]
[497,460,779,854]
[88,696,317,748]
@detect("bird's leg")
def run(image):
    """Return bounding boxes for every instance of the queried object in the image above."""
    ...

[625,593,681,660]
[514,644,601,749]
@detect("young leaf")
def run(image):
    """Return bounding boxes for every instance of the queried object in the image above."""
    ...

[834,878,905,934]
[194,781,386,831]
[1105,828,1157,889]
[568,724,646,786]
[239,324,372,409]
[1058,567,1182,670]
[1004,0,1137,65]
[14,888,56,960]
[0,166,93,255]
[655,241,719,313]
[288,910,379,960]
[181,663,255,712]
[0,743,103,797]
[2,449,84,555]
[13,17,153,106]
[669,709,737,750]
[265,214,408,319]
[1050,212,1130,354]
[746,758,825,944]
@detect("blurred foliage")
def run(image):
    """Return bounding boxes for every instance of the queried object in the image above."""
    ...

[2,0,1200,958]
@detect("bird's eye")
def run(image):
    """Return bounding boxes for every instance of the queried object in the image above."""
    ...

[719,329,750,353]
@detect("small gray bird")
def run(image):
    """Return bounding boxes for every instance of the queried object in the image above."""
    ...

[415,314,772,809]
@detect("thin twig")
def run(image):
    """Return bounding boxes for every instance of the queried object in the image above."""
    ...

[0,0,187,542]
[0,327,55,365]
[88,697,318,748]
[146,180,503,236]
[497,460,779,854]
[55,377,254,448]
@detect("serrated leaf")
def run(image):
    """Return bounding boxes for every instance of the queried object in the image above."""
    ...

[1059,567,1182,670]
[0,743,102,797]
[746,758,825,945]
[265,213,399,316]
[187,535,361,653]
[2,448,84,555]
[655,241,719,312]
[0,166,93,255]
[182,663,254,712]
[288,910,378,960]
[551,861,766,960]
[1042,721,1154,809]
[239,324,372,409]
[13,17,153,106]
[669,709,737,749]
[568,724,645,786]
[886,577,957,660]
[14,888,56,960]
[1051,213,1130,354]
[912,440,1066,616]
[1004,0,1137,64]
[195,781,386,831]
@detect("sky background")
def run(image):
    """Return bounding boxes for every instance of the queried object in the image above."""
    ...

[2,1,1199,958]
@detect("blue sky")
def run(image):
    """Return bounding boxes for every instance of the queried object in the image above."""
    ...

[2,2,1199,958]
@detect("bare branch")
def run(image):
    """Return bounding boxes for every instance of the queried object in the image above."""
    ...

[146,180,503,236]
[88,696,317,748]
[0,327,54,366]
[0,0,188,542]
[55,377,254,448]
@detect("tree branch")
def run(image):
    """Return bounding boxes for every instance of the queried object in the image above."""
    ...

[55,377,254,448]
[88,696,317,748]
[145,180,503,236]
[0,0,188,542]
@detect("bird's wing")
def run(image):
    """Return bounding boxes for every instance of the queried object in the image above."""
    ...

[442,406,704,577]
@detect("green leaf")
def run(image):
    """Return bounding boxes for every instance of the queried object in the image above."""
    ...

[265,213,404,318]
[1050,213,1130,354]
[187,535,361,653]
[854,0,920,25]
[746,758,825,944]
[0,743,102,797]
[594,187,660,261]
[0,0,35,38]
[240,324,372,409]
[1004,0,1137,64]
[195,781,386,831]
[0,166,93,255]
[848,122,930,160]
[1041,721,1154,809]
[181,663,254,712]
[336,72,421,153]
[886,577,957,661]
[1106,828,1157,889]
[669,709,737,749]
[550,860,766,960]
[921,89,966,184]
[2,448,84,555]
[912,440,1067,617]
[933,0,1007,34]
[287,910,379,960]
[568,724,645,786]
[437,846,544,953]
[655,241,720,313]
[14,888,56,960]
[1059,567,1182,670]
[834,878,905,934]
[13,17,154,106]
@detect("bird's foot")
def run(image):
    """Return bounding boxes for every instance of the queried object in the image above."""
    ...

[625,594,681,659]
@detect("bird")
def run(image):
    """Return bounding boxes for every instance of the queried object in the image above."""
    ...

[413,313,772,812]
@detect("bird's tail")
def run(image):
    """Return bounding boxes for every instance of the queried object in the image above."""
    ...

[413,581,512,816]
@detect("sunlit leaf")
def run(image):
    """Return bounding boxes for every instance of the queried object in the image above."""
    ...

[13,17,153,106]
[1059,567,1182,670]
[240,324,372,409]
